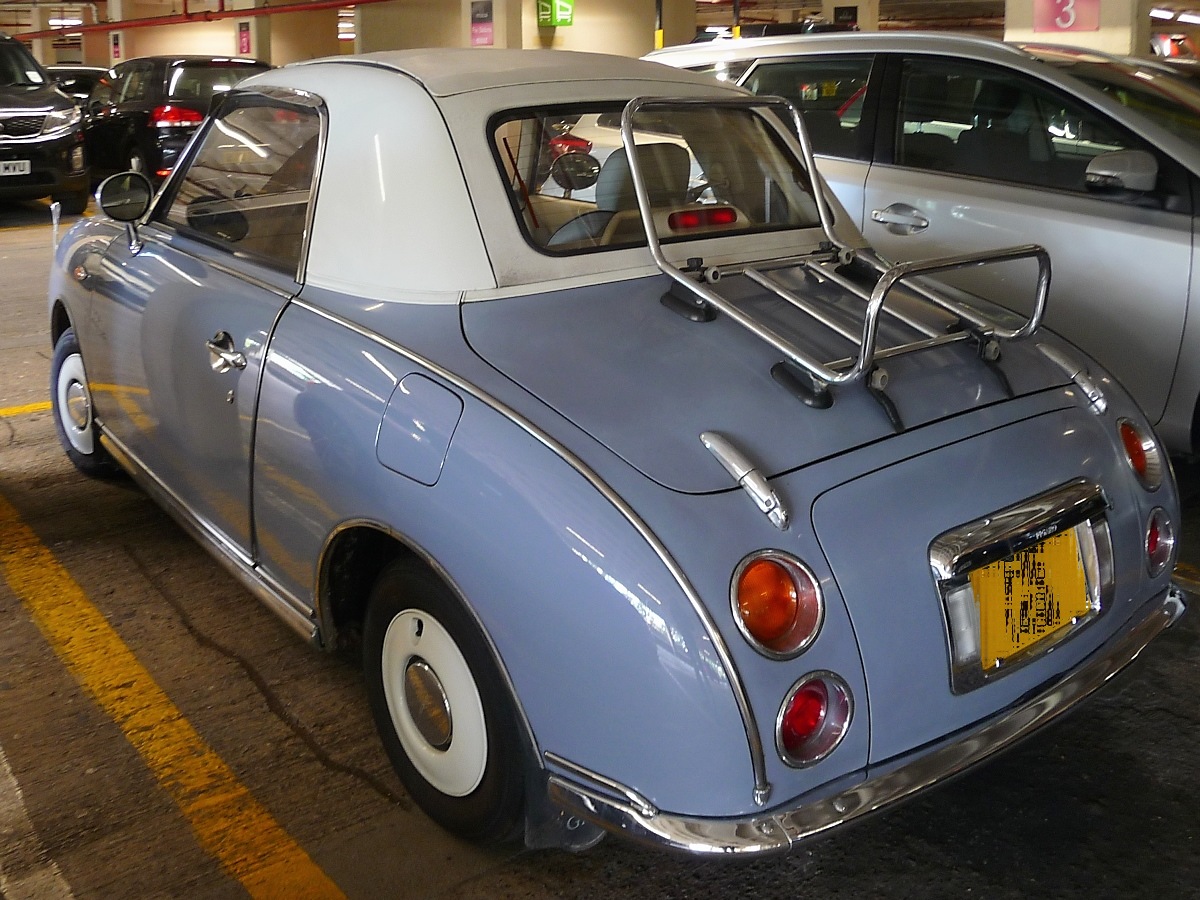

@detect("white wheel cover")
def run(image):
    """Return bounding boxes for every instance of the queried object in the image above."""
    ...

[56,352,94,455]
[381,609,488,797]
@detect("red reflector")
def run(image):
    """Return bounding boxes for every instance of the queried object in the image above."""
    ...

[1148,518,1160,557]
[549,133,593,159]
[780,682,827,755]
[152,105,204,128]
[667,207,738,231]
[155,169,172,178]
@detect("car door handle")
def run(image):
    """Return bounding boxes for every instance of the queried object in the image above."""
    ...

[871,204,929,235]
[206,331,247,373]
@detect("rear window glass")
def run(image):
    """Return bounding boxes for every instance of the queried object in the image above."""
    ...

[166,63,270,105]
[493,102,822,254]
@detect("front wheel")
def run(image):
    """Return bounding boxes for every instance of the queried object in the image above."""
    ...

[363,559,525,842]
[50,328,121,477]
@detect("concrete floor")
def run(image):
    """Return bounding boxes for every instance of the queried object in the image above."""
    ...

[1,198,1197,899]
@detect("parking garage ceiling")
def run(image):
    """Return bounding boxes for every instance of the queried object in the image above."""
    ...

[1,0,1198,43]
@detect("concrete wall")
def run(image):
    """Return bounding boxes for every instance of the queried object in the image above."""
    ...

[358,0,462,53]
[271,8,342,64]
[521,0,695,55]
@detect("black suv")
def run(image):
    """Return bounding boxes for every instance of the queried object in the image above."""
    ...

[83,55,270,185]
[0,34,89,214]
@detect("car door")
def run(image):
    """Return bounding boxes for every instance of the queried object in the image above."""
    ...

[738,54,878,224]
[84,95,322,560]
[859,54,1193,426]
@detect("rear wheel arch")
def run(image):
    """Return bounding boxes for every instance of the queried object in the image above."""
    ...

[317,524,534,842]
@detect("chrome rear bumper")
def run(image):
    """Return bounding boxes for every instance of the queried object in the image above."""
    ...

[547,584,1187,857]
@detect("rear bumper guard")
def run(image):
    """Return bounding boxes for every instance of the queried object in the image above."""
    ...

[547,584,1187,857]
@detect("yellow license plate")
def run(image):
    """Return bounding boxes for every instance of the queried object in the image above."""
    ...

[968,529,1091,670]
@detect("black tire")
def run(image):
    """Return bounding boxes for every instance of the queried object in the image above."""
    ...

[363,558,525,842]
[50,328,122,478]
[53,190,89,216]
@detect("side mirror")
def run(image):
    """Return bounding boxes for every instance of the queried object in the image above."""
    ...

[1085,149,1158,193]
[549,152,601,191]
[97,171,153,254]
[97,171,153,222]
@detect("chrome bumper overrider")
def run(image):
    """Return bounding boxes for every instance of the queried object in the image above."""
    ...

[547,585,1187,857]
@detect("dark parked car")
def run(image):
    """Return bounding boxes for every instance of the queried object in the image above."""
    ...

[46,64,108,104]
[83,55,270,184]
[0,34,89,214]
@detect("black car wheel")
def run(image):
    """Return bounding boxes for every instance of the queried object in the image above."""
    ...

[363,558,525,842]
[53,190,89,216]
[50,328,121,477]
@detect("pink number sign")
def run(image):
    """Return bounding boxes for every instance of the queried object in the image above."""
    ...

[1034,0,1099,32]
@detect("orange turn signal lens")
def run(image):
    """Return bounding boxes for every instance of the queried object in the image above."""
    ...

[733,553,823,658]
[1118,418,1163,491]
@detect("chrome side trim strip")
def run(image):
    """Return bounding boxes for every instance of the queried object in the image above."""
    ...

[99,428,319,644]
[291,297,772,806]
[547,586,1186,856]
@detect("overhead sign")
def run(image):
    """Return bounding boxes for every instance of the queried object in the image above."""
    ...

[1034,0,1099,32]
[537,0,574,27]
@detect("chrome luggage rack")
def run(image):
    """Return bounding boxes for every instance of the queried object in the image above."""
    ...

[619,96,1051,390]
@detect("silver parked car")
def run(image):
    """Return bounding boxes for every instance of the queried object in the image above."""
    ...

[49,48,1186,855]
[649,34,1200,455]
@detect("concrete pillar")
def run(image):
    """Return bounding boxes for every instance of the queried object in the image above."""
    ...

[1005,0,1154,57]
[821,0,880,32]
[80,5,110,68]
[29,6,51,65]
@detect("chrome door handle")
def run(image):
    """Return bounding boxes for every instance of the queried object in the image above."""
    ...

[206,331,247,373]
[870,204,929,235]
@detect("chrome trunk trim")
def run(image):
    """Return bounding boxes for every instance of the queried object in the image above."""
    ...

[547,587,1185,856]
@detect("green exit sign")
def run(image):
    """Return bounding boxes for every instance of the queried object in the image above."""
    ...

[537,0,574,26]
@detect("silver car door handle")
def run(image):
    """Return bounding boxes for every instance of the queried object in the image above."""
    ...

[870,203,930,236]
[206,331,247,373]
[871,208,929,228]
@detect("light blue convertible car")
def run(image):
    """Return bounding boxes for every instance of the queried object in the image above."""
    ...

[48,49,1186,855]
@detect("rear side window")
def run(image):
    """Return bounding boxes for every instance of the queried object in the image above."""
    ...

[167,63,270,105]
[741,56,873,158]
[161,102,321,275]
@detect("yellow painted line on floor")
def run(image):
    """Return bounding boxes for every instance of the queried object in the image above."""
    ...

[0,492,346,899]
[0,401,51,418]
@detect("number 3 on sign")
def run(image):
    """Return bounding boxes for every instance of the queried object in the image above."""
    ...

[1034,0,1097,32]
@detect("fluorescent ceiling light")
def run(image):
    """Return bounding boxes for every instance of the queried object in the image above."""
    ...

[1150,7,1176,18]
[49,17,83,26]
[1178,11,1200,23]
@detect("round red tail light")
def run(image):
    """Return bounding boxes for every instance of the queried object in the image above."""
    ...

[1118,419,1163,491]
[1146,508,1175,576]
[733,553,823,658]
[777,673,851,766]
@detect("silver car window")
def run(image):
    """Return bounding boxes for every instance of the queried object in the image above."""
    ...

[741,56,873,158]
[161,103,321,274]
[895,58,1144,194]
[493,103,821,254]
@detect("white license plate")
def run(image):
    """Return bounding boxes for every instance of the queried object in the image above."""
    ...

[0,160,31,176]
